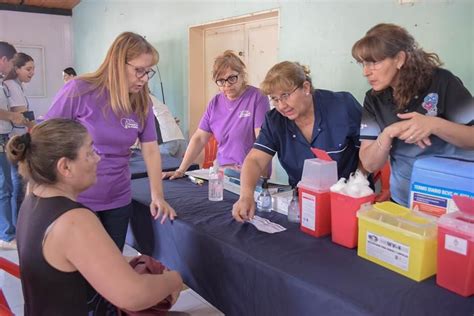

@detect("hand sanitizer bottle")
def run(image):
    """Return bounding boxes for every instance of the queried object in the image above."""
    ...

[257,178,272,212]
[208,160,223,201]
[287,188,300,223]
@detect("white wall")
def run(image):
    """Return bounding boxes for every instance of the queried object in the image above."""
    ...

[0,10,73,116]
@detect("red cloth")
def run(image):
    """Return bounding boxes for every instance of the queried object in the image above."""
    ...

[117,255,173,316]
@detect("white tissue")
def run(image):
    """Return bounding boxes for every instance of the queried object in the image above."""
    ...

[329,169,373,198]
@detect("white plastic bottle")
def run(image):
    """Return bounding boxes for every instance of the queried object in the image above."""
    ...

[208,160,223,201]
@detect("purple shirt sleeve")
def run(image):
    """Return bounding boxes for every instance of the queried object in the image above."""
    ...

[45,79,82,120]
[139,103,158,143]
[253,91,270,129]
[198,95,217,133]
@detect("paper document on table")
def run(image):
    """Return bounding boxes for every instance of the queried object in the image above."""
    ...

[185,168,210,181]
[247,216,286,234]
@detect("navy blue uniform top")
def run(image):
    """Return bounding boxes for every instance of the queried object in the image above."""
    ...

[254,89,362,187]
[360,68,474,206]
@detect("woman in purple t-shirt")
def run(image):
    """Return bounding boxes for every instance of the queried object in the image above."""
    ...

[46,32,175,251]
[163,50,269,179]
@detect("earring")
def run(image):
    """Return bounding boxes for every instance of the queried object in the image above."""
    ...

[306,92,309,96]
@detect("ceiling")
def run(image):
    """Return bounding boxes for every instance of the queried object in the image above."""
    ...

[0,0,80,10]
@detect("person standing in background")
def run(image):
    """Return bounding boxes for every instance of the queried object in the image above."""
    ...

[150,93,187,158]
[62,67,77,83]
[4,52,36,225]
[352,23,474,207]
[0,42,27,250]
[163,50,269,179]
[46,32,175,251]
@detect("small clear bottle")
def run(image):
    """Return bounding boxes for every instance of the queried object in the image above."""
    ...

[208,160,223,201]
[287,188,300,223]
[256,178,272,212]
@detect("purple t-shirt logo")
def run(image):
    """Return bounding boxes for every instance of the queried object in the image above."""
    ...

[121,118,139,129]
[239,110,252,118]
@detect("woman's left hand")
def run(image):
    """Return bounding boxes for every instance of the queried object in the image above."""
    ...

[396,112,435,146]
[150,197,177,224]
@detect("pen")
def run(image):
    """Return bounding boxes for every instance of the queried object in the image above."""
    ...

[188,175,204,186]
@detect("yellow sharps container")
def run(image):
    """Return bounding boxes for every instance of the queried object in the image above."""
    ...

[357,202,437,281]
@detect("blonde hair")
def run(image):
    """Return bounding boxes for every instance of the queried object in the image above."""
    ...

[212,50,247,85]
[352,23,441,109]
[80,32,159,124]
[260,61,314,95]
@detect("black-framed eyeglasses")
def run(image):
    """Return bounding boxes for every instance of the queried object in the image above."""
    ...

[126,62,156,80]
[215,74,239,87]
[269,86,300,105]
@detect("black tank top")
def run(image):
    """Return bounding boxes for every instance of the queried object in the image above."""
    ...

[17,195,91,315]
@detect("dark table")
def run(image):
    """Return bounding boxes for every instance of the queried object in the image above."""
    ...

[127,177,474,316]
[129,150,197,179]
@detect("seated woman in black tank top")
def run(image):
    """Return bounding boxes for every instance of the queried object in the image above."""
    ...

[6,118,182,315]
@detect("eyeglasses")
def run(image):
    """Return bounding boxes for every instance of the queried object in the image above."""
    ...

[269,86,300,105]
[357,60,384,70]
[126,62,156,80]
[215,74,239,87]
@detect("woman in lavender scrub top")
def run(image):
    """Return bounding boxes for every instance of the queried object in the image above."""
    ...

[45,32,175,251]
[163,50,269,179]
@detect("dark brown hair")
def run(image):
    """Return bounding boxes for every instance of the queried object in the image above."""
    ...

[260,61,314,95]
[0,41,16,60]
[352,23,442,109]
[4,52,34,81]
[7,119,88,185]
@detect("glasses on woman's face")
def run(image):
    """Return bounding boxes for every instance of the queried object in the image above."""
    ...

[358,60,384,70]
[215,74,239,87]
[126,62,156,80]
[269,86,300,105]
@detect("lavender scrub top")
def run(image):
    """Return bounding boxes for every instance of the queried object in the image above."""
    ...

[45,79,157,211]
[198,85,269,166]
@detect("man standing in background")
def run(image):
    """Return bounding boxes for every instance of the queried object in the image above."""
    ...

[0,41,26,249]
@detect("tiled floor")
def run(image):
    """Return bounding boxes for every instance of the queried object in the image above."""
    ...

[0,245,224,315]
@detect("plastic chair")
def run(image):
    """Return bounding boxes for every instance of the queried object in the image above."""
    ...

[202,135,218,169]
[373,161,391,202]
[0,257,20,316]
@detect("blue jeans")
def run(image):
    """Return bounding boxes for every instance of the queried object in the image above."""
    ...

[96,203,132,251]
[10,163,23,228]
[0,139,15,242]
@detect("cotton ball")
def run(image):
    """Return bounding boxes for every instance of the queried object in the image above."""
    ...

[359,186,374,198]
[330,177,347,193]
[345,183,362,197]
[350,170,370,187]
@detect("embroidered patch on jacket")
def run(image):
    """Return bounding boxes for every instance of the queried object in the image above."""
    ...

[421,93,439,117]
[239,110,251,118]
[121,118,139,129]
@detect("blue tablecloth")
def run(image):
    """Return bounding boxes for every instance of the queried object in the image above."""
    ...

[129,150,197,179]
[128,177,474,316]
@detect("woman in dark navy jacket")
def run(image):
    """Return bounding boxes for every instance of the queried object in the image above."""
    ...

[232,61,362,222]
